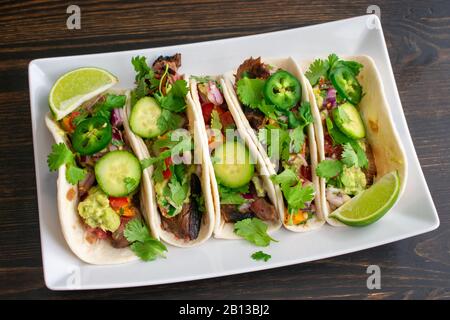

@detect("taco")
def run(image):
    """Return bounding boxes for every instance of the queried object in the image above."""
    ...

[46,89,164,265]
[125,54,215,247]
[222,57,324,232]
[189,75,282,239]
[301,54,407,226]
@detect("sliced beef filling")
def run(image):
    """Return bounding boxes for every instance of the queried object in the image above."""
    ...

[243,106,266,130]
[152,53,181,79]
[221,204,255,223]
[235,57,271,82]
[160,174,202,241]
[250,198,277,222]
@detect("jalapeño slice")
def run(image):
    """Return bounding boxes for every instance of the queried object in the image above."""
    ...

[330,67,362,105]
[72,116,112,155]
[263,70,301,110]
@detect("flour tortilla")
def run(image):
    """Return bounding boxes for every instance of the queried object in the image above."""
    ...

[222,57,324,232]
[123,91,215,247]
[189,77,282,239]
[45,89,154,265]
[299,55,407,226]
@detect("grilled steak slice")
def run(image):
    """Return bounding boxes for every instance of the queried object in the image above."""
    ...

[250,198,277,222]
[221,204,255,223]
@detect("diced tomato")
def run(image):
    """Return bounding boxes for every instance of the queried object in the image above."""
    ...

[109,197,129,211]
[201,103,214,124]
[61,111,80,133]
[163,157,172,180]
[220,111,235,129]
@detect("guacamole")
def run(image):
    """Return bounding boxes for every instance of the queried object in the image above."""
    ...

[78,186,120,232]
[341,166,367,195]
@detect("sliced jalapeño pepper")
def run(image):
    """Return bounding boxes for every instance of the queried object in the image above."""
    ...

[72,116,112,155]
[263,70,301,110]
[330,67,362,105]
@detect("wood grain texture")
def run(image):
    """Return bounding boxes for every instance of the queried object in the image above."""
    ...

[0,0,449,299]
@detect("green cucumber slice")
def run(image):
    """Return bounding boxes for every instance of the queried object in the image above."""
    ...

[213,141,254,188]
[95,150,142,196]
[129,96,162,138]
[332,102,366,139]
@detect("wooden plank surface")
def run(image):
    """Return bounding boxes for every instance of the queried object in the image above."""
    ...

[0,0,449,299]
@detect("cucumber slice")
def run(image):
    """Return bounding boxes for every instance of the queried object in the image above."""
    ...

[129,96,162,138]
[213,141,254,188]
[332,102,366,139]
[95,150,142,197]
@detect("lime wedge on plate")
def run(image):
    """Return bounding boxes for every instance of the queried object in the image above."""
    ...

[49,67,118,120]
[330,171,400,226]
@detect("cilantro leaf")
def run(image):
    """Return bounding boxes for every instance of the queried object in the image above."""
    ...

[271,168,298,186]
[124,177,138,194]
[350,141,369,169]
[131,77,149,106]
[298,101,313,125]
[156,80,188,112]
[169,79,189,97]
[47,143,74,171]
[124,219,167,261]
[258,100,277,119]
[131,56,152,81]
[236,78,265,109]
[157,109,183,133]
[234,218,277,247]
[327,53,340,71]
[272,169,315,213]
[290,126,305,153]
[316,159,343,179]
[265,126,290,162]
[340,142,368,169]
[140,154,166,170]
[341,143,358,167]
[66,164,87,185]
[124,219,152,243]
[282,182,315,213]
[219,188,245,205]
[93,94,126,119]
[251,251,271,262]
[168,176,188,208]
[210,109,223,130]
[130,240,167,261]
[218,184,248,205]
[305,59,329,86]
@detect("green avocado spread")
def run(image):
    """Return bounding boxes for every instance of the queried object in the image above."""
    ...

[341,166,367,195]
[78,186,120,232]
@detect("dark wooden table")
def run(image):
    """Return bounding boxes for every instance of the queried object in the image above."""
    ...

[1,0,449,300]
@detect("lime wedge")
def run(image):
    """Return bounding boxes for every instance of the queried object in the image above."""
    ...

[49,67,118,120]
[330,171,400,226]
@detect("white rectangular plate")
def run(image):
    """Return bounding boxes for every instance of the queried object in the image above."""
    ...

[29,15,439,290]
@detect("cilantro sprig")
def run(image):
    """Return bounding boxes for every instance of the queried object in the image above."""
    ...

[124,219,167,261]
[251,251,271,262]
[47,143,87,185]
[305,54,363,86]
[92,94,126,120]
[271,168,315,214]
[316,159,344,179]
[234,218,278,247]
